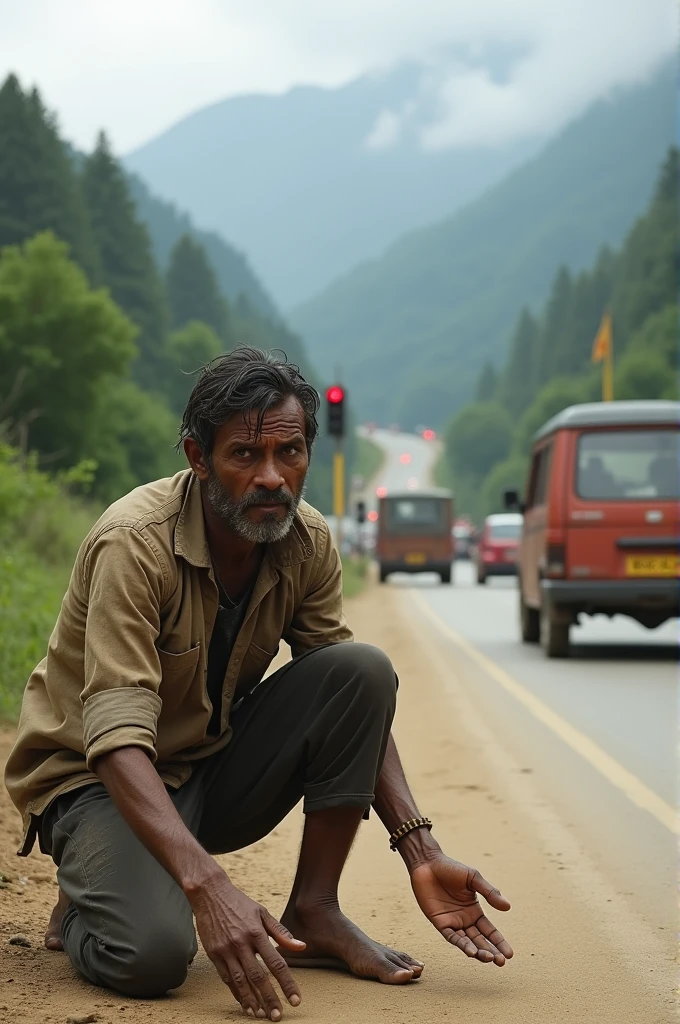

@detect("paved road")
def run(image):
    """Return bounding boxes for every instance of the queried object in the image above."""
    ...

[367,427,678,938]
[358,425,439,511]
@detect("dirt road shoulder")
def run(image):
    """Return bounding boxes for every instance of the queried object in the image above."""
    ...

[1,584,674,1023]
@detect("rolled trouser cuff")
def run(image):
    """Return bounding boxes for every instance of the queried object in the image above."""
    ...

[303,791,375,814]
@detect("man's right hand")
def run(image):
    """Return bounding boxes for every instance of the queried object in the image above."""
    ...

[94,748,305,1019]
[187,868,306,1020]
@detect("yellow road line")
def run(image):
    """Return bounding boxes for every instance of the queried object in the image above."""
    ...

[411,590,679,835]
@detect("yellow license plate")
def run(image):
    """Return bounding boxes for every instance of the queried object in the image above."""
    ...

[625,555,680,577]
[404,552,427,565]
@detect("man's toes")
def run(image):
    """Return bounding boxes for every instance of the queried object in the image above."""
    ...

[377,957,414,985]
[389,953,422,977]
[44,935,64,951]
[397,952,424,972]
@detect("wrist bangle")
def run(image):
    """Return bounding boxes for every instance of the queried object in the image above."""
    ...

[389,817,432,852]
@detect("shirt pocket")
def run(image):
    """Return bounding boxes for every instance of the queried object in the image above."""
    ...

[240,640,280,682]
[157,643,206,721]
[157,643,201,678]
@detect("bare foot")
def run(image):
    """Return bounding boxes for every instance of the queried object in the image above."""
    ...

[44,887,70,951]
[280,902,424,984]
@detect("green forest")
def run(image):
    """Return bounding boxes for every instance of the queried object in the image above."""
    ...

[437,148,678,521]
[0,74,338,718]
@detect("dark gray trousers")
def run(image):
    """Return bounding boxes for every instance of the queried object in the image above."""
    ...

[41,643,397,998]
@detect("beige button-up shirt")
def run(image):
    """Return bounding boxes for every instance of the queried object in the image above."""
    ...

[5,469,352,854]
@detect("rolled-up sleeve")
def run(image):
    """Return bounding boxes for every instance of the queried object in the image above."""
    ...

[81,526,166,769]
[284,523,353,658]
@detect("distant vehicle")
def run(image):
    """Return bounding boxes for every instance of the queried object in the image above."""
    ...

[453,519,476,560]
[376,488,455,584]
[505,400,680,658]
[476,513,523,584]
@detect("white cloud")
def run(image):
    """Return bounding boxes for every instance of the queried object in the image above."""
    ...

[365,109,401,150]
[418,1,676,149]
[0,0,675,154]
[365,105,413,150]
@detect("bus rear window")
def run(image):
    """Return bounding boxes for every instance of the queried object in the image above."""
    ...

[385,498,447,534]
[577,430,679,500]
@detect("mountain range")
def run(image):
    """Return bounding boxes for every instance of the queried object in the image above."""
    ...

[289,59,675,427]
[125,59,540,308]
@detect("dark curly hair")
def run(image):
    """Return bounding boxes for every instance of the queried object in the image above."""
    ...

[178,346,320,458]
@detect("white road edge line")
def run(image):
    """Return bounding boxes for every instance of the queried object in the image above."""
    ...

[410,590,678,836]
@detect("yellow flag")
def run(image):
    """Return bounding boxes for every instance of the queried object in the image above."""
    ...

[591,311,612,363]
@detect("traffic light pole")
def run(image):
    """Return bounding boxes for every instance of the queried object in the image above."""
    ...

[325,383,346,554]
[333,436,345,553]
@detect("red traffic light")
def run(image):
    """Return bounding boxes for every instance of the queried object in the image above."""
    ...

[326,385,344,404]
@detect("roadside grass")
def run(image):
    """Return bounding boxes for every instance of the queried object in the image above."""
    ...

[354,435,385,485]
[342,556,370,599]
[0,446,96,722]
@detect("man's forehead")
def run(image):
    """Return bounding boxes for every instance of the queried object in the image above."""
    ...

[221,398,305,441]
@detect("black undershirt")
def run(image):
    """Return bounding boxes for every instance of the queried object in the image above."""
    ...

[205,579,254,736]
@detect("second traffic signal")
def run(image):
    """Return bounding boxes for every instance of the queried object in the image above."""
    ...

[326,384,346,437]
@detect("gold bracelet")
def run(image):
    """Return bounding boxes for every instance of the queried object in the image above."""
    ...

[389,816,432,852]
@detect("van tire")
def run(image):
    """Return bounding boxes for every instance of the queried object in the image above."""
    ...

[520,592,540,643]
[440,567,452,584]
[541,601,570,658]
[379,566,389,583]
[476,567,487,585]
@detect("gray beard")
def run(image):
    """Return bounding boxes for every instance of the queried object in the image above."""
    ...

[206,473,305,544]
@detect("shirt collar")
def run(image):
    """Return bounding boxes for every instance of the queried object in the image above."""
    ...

[174,471,314,570]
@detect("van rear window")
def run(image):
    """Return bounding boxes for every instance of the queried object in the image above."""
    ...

[577,430,679,500]
[385,498,448,534]
[490,523,522,540]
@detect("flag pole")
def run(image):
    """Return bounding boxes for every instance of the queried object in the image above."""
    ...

[592,311,614,402]
[603,326,614,402]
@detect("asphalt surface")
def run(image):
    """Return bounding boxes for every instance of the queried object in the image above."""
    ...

[365,427,678,939]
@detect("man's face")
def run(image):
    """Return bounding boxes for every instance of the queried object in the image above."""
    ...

[189,396,309,544]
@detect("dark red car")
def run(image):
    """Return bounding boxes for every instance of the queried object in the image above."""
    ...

[476,513,523,584]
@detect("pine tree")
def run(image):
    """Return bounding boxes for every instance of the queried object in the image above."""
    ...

[612,146,678,344]
[499,307,539,415]
[0,75,99,278]
[551,248,615,379]
[82,132,171,392]
[535,266,573,386]
[166,234,231,343]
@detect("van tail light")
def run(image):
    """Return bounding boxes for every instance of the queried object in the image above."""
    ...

[546,543,566,578]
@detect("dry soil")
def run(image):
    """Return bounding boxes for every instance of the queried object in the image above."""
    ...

[0,582,675,1024]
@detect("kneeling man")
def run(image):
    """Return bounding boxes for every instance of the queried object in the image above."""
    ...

[5,347,512,1019]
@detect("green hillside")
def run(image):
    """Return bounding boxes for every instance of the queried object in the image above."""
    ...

[128,172,277,318]
[437,148,678,522]
[0,73,337,515]
[290,60,674,429]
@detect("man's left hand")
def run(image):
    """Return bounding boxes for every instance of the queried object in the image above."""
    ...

[410,854,513,966]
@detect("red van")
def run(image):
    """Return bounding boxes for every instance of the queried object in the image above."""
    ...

[505,401,679,657]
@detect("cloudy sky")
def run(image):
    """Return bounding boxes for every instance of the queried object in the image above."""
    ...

[1,0,675,154]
